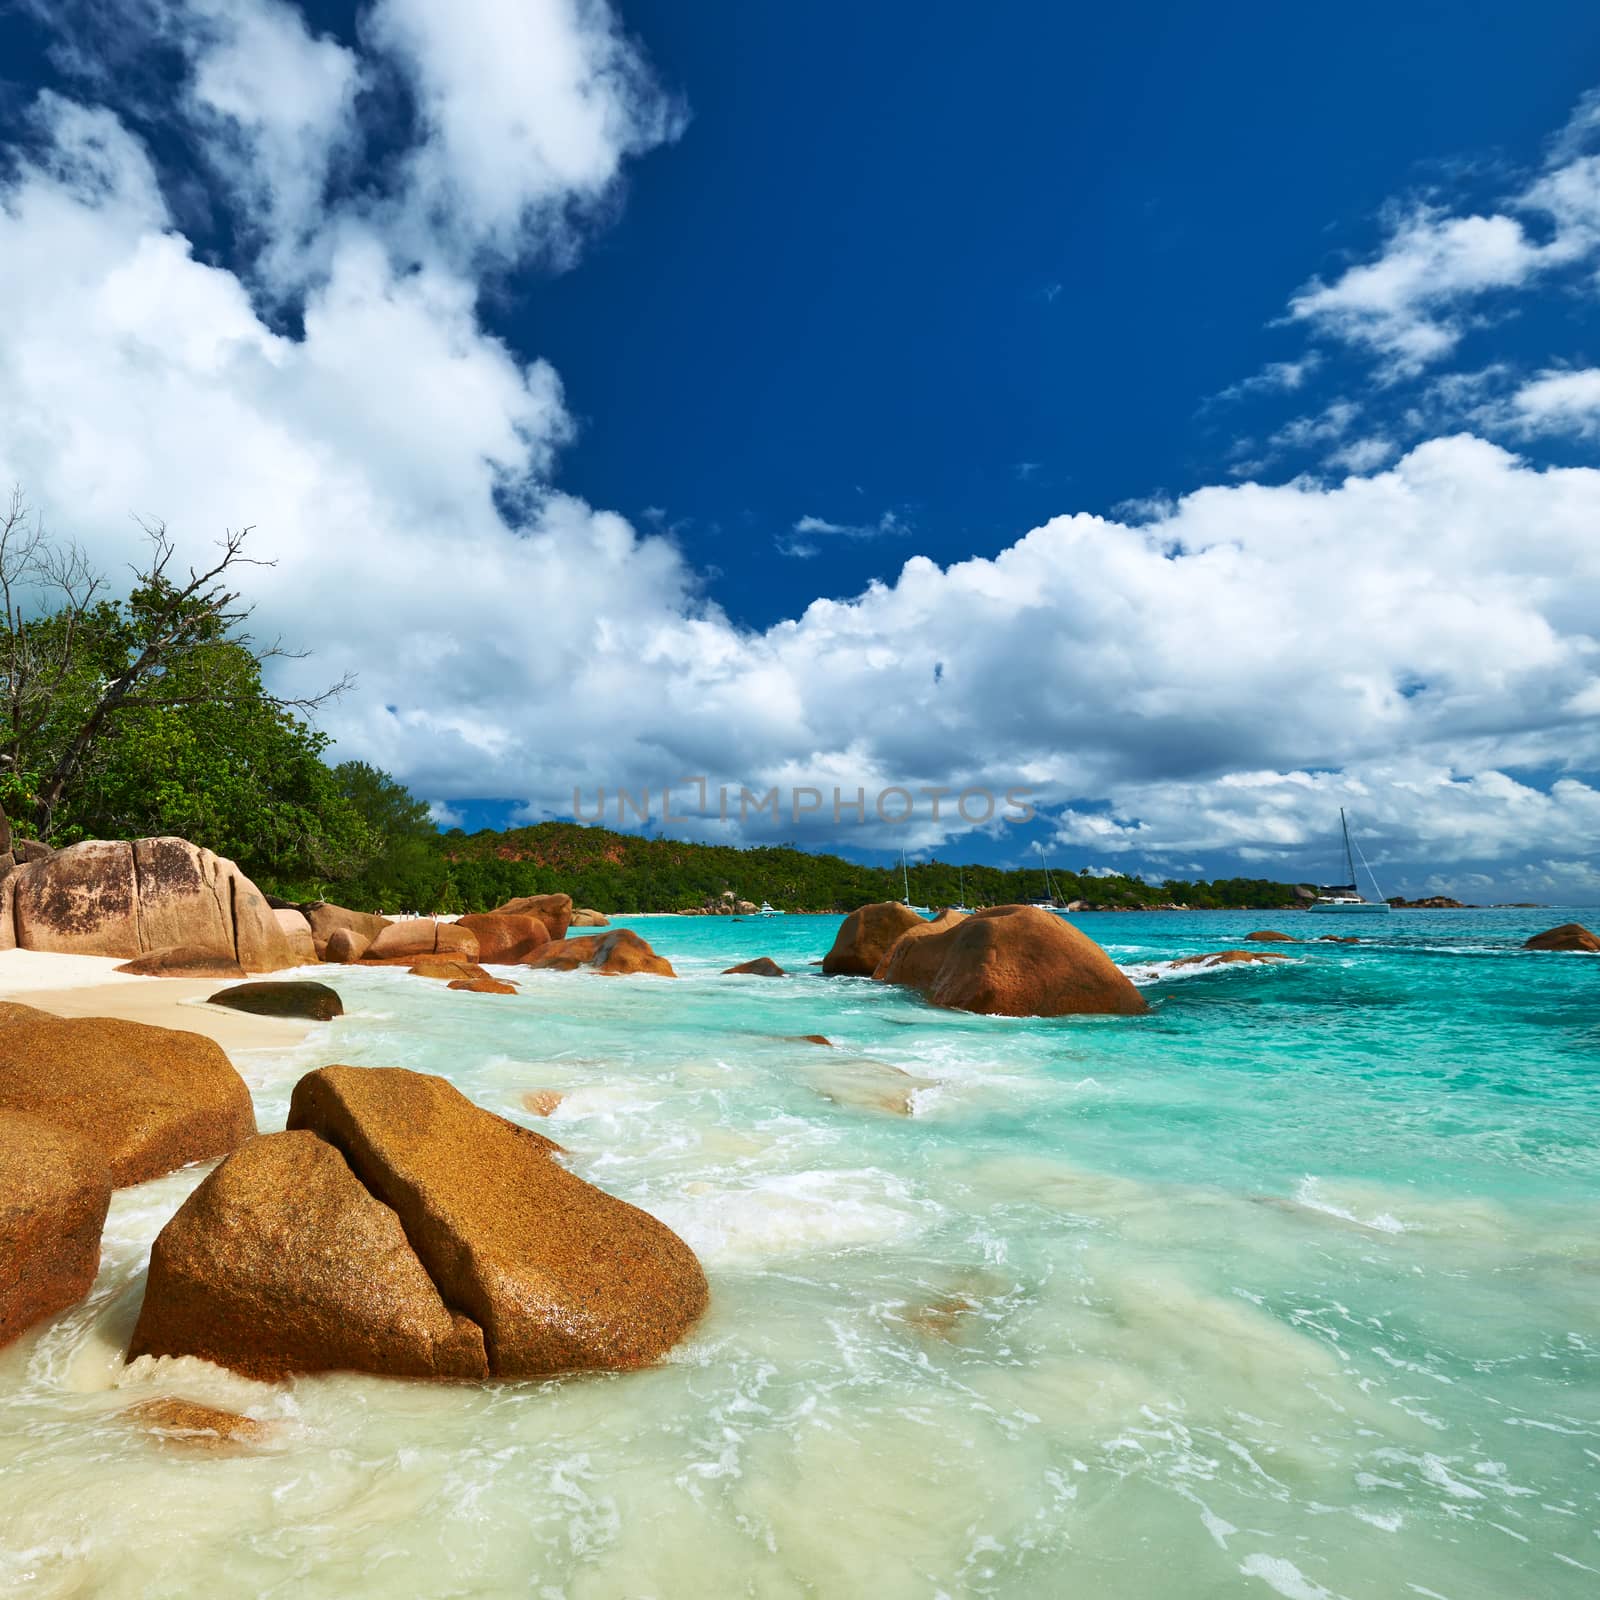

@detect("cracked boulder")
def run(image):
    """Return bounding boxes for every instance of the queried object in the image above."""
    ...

[0,837,295,972]
[130,1065,708,1382]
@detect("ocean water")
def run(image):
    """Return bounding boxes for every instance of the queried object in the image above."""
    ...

[1,908,1597,1598]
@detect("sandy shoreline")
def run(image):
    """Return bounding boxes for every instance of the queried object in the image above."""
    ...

[0,949,315,1052]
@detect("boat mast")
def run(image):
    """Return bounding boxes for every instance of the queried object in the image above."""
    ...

[902,847,911,905]
[1340,808,1357,889]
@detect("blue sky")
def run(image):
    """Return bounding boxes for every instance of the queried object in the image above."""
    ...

[2,0,1600,897]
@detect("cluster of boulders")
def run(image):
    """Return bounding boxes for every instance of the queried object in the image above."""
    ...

[0,997,708,1378]
[820,902,1148,1018]
[677,891,760,916]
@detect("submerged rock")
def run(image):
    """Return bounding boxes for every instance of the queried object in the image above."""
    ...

[0,1004,255,1187]
[790,1034,834,1047]
[447,975,518,995]
[455,913,550,964]
[0,1111,111,1349]
[207,981,344,1022]
[489,893,573,941]
[529,929,676,977]
[119,1397,278,1450]
[289,1066,707,1377]
[821,902,925,977]
[724,957,787,977]
[519,1089,563,1116]
[812,1059,933,1116]
[1170,949,1292,968]
[130,1129,490,1382]
[1523,922,1600,952]
[877,904,1148,1018]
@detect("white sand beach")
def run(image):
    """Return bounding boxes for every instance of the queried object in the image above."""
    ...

[0,949,314,1052]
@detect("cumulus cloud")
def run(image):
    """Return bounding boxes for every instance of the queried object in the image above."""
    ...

[1504,367,1600,439]
[1,5,1599,895]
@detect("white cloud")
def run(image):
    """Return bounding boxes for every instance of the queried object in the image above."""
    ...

[2,9,1600,895]
[1211,354,1322,405]
[777,510,909,558]
[1505,368,1600,439]
[1286,94,1600,376]
[1325,436,1398,474]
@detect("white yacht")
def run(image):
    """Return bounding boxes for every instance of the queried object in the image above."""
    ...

[1307,809,1391,915]
[757,901,783,917]
[900,848,931,916]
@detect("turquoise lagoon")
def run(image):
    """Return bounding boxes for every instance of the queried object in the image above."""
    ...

[1,908,1596,1597]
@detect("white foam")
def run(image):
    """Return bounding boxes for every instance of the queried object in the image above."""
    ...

[1294,1177,1408,1234]
[1239,1553,1342,1599]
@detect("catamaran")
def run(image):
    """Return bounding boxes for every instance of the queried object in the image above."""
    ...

[1030,859,1064,912]
[1307,808,1391,915]
[951,869,972,915]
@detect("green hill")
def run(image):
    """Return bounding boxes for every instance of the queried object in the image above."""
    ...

[435,822,1306,915]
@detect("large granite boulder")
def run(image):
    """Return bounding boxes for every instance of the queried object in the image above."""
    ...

[288,1067,707,1377]
[0,1111,111,1348]
[0,1003,256,1187]
[822,902,925,978]
[489,893,573,941]
[1523,922,1600,952]
[207,981,344,1021]
[130,1130,490,1381]
[0,837,295,972]
[528,929,676,977]
[364,920,480,962]
[570,908,610,927]
[455,913,551,964]
[869,907,967,980]
[302,902,390,959]
[132,1066,708,1381]
[876,904,1149,1018]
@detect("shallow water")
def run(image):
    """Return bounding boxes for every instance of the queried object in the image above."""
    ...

[1,908,1597,1597]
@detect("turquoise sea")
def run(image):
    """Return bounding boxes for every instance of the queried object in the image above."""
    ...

[1,908,1597,1597]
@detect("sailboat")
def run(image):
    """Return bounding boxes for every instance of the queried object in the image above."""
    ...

[1029,859,1062,912]
[951,868,972,915]
[900,848,931,916]
[1307,808,1391,915]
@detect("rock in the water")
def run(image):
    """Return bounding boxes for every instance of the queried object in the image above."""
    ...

[489,893,573,941]
[116,947,247,979]
[822,902,925,978]
[520,1090,563,1116]
[1523,922,1600,952]
[570,908,610,927]
[790,1034,834,1047]
[272,908,317,963]
[1,837,295,972]
[0,1111,111,1348]
[288,1066,707,1377]
[302,902,389,959]
[869,908,968,979]
[1317,935,1360,943]
[812,1059,933,1116]
[454,913,551,963]
[1245,929,1298,943]
[1170,949,1292,968]
[208,981,344,1022]
[0,1003,255,1187]
[529,929,676,977]
[119,1397,277,1450]
[365,919,480,962]
[447,976,518,995]
[877,904,1149,1018]
[129,1129,490,1382]
[723,957,787,977]
[323,927,370,964]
